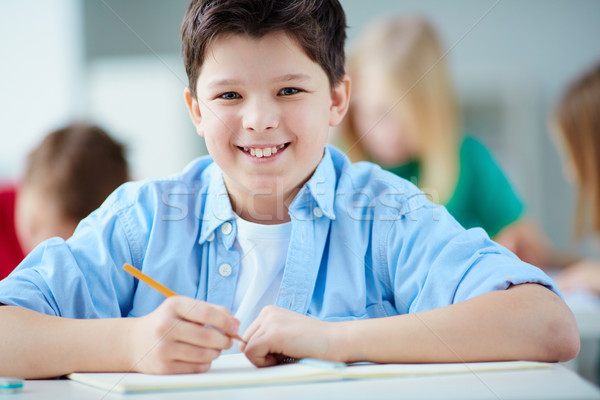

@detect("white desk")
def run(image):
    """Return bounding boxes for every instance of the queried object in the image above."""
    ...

[13,364,600,400]
[562,292,600,383]
[565,290,600,339]
[573,310,600,341]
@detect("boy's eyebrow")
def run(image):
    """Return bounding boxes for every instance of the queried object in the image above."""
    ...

[272,73,312,83]
[207,73,312,89]
[207,78,242,89]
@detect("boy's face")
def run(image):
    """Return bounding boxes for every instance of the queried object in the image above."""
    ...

[185,32,349,217]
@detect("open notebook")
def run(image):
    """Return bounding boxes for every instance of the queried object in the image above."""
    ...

[67,354,550,393]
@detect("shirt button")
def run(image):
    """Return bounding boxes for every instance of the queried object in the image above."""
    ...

[206,232,215,242]
[313,207,323,218]
[218,263,232,277]
[221,222,233,235]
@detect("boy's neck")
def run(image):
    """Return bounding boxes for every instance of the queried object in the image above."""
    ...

[227,187,300,225]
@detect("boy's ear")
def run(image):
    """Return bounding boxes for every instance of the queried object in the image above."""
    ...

[329,74,351,127]
[184,87,204,137]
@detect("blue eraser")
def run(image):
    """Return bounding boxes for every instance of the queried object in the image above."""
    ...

[299,358,346,369]
[0,377,24,393]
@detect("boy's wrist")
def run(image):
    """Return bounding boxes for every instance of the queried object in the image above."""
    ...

[120,317,140,372]
[324,320,357,363]
[66,317,134,373]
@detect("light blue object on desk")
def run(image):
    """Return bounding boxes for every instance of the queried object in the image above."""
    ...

[0,377,23,393]
[299,358,346,369]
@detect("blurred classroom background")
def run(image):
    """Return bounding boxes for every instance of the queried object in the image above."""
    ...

[1,0,600,255]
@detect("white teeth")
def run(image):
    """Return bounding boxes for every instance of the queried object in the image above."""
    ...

[243,144,286,158]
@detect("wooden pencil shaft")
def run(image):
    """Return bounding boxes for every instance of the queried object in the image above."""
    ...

[122,263,246,344]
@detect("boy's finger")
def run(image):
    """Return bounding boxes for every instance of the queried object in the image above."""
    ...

[164,360,213,375]
[169,342,221,364]
[243,337,278,368]
[173,320,233,350]
[172,297,239,335]
[241,314,262,344]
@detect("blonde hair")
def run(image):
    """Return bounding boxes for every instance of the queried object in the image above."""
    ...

[554,61,600,237]
[339,16,461,203]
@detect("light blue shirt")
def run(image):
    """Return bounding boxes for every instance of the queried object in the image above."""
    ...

[0,145,559,320]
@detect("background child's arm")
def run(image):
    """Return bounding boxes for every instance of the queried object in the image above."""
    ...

[493,217,553,268]
[0,296,239,378]
[553,259,600,295]
[241,283,579,365]
[494,217,581,270]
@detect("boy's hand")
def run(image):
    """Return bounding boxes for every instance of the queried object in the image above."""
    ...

[128,296,239,374]
[240,306,340,367]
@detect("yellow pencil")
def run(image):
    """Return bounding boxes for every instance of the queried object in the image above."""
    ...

[122,263,246,344]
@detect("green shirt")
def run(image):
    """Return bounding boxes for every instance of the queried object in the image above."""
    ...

[386,136,524,237]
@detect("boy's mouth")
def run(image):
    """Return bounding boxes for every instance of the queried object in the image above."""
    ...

[238,143,289,158]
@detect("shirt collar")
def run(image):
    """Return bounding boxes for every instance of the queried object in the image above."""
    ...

[198,162,236,245]
[289,146,337,220]
[198,146,337,245]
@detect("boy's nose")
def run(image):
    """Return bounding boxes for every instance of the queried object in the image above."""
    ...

[242,100,279,133]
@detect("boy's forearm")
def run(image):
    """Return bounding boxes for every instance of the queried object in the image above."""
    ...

[0,306,133,378]
[331,284,579,364]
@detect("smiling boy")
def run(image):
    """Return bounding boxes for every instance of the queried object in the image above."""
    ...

[0,0,579,378]
[185,31,341,223]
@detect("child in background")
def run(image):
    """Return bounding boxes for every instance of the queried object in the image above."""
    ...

[0,122,129,279]
[0,0,578,379]
[337,16,551,267]
[551,62,600,295]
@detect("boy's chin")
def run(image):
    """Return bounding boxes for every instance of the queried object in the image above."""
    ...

[243,181,292,198]
[223,170,310,203]
[225,175,284,196]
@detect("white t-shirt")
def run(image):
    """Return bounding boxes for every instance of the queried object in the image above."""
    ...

[230,216,292,344]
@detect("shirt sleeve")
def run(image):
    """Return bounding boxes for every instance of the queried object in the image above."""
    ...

[383,194,560,314]
[0,191,139,318]
[465,137,525,237]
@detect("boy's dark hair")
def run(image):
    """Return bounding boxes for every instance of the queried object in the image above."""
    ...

[23,122,129,221]
[181,0,347,98]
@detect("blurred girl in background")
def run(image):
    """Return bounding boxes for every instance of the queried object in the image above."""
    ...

[337,16,550,267]
[552,62,600,294]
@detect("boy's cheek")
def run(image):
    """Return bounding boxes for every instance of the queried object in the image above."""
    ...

[194,117,212,138]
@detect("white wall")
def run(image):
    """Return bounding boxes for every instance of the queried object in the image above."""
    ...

[0,0,84,179]
[86,56,202,179]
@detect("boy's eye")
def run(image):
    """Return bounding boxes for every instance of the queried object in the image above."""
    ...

[278,87,300,96]
[218,92,241,100]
